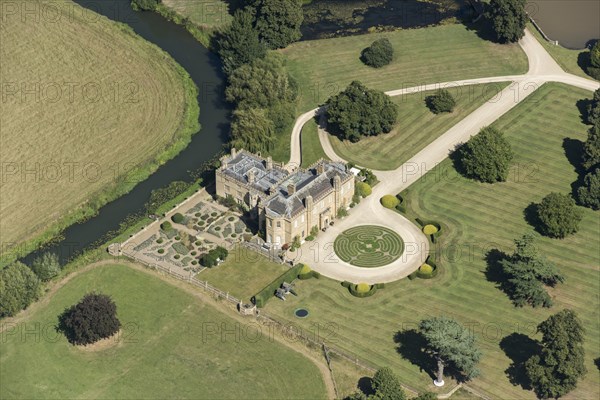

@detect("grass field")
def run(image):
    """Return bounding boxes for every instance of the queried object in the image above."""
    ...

[265,83,600,399]
[280,24,527,112]
[0,1,198,263]
[161,0,232,28]
[329,82,510,170]
[0,264,327,399]
[301,119,328,167]
[199,248,289,301]
[527,24,595,80]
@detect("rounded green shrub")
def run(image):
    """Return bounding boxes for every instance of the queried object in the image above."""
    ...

[356,181,372,198]
[426,89,456,114]
[174,254,180,260]
[160,221,172,231]
[156,238,163,244]
[380,195,400,209]
[171,213,184,224]
[423,224,438,235]
[157,249,164,254]
[228,216,235,221]
[356,282,370,293]
[419,264,433,274]
[174,236,181,241]
[361,38,393,68]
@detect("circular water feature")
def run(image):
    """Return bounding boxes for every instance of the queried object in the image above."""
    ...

[294,308,309,318]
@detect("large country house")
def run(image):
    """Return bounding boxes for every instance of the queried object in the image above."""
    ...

[215,149,355,248]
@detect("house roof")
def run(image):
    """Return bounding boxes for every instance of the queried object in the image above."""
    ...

[220,152,288,195]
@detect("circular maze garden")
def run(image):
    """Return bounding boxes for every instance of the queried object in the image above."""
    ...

[334,225,404,268]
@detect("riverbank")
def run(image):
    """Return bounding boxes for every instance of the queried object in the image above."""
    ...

[1,4,200,267]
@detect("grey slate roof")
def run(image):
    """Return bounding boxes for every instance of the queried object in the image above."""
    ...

[221,152,288,195]
[264,161,352,218]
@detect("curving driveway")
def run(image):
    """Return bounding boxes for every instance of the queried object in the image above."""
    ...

[287,29,599,283]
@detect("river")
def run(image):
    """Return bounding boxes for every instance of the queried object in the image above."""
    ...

[23,0,229,264]
[527,0,600,49]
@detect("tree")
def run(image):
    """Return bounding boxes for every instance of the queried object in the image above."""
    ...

[326,81,398,142]
[226,53,298,109]
[216,8,267,75]
[485,0,527,43]
[419,316,482,385]
[587,41,600,80]
[414,393,437,400]
[371,367,406,400]
[459,126,513,183]
[577,168,600,210]
[582,122,600,171]
[254,0,303,49]
[525,310,586,399]
[230,108,276,153]
[499,233,564,307]
[585,89,600,126]
[536,193,583,238]
[426,89,456,114]
[355,181,372,197]
[58,293,121,345]
[361,38,394,68]
[0,262,41,317]
[30,252,61,281]
[131,0,160,11]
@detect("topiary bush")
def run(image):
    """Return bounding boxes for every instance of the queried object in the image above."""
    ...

[361,38,394,68]
[426,89,456,114]
[416,257,439,279]
[348,282,379,298]
[423,224,438,235]
[171,213,184,224]
[356,282,370,293]
[160,221,173,231]
[381,195,400,209]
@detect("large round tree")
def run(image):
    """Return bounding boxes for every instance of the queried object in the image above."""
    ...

[485,0,527,43]
[459,126,514,183]
[536,193,583,238]
[254,0,303,49]
[419,316,482,386]
[59,293,121,345]
[325,81,398,142]
[361,38,394,68]
[525,310,586,399]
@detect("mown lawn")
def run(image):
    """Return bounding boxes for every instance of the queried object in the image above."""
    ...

[280,24,528,112]
[301,119,329,167]
[199,248,290,302]
[264,83,600,399]
[0,264,327,399]
[329,82,510,170]
[527,24,594,80]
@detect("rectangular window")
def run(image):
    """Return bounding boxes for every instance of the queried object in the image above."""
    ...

[225,185,230,192]
[269,219,272,227]
[301,215,305,223]
[294,220,298,228]
[277,221,281,228]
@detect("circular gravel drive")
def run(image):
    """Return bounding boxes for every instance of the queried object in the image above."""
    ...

[334,225,404,268]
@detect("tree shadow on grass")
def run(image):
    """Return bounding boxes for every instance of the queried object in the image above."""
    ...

[500,332,540,390]
[484,248,510,287]
[357,376,374,396]
[523,202,543,234]
[575,98,594,125]
[448,143,467,177]
[394,329,437,381]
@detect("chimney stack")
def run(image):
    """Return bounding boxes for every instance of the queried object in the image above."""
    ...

[248,170,255,184]
[287,183,296,195]
[266,156,273,170]
[317,162,325,175]
[231,147,237,158]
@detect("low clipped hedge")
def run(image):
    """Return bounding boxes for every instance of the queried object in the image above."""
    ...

[171,213,184,224]
[342,281,384,297]
[395,194,406,213]
[253,264,303,308]
[297,264,321,280]
[380,195,400,209]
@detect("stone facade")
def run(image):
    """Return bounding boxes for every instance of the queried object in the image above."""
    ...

[215,149,354,248]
